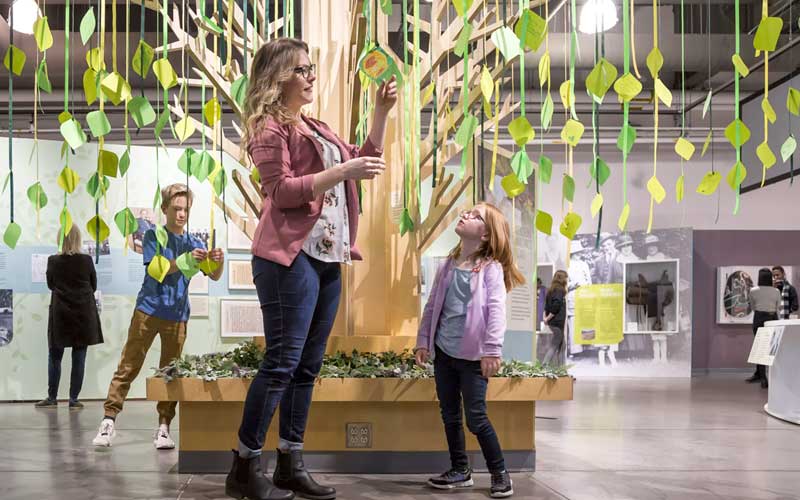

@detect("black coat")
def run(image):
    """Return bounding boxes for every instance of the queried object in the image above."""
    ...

[545,288,566,329]
[47,254,104,349]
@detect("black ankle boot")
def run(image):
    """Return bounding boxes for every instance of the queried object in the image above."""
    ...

[273,449,336,500]
[225,450,295,500]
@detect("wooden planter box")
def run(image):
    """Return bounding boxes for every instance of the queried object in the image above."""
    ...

[146,376,573,473]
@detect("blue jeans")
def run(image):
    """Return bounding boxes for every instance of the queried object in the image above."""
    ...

[48,346,88,401]
[238,252,341,453]
[434,346,506,473]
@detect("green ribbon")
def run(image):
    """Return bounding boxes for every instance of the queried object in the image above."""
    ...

[569,0,578,121]
[402,0,410,211]
[734,0,741,214]
[8,0,14,227]
[414,0,421,207]
[459,1,470,179]
[621,0,631,219]
[243,0,248,74]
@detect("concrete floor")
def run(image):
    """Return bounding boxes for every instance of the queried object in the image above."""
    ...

[1,374,798,500]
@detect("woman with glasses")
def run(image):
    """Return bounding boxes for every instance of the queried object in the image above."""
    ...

[226,38,397,500]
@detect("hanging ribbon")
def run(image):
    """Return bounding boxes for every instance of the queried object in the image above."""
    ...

[760,0,769,188]
[647,0,659,233]
[401,0,411,226]
[459,0,471,180]
[619,0,631,231]
[678,0,686,203]
[243,0,248,74]
[5,0,16,246]
[413,0,421,208]
[733,0,742,214]
[790,0,795,185]
[630,0,642,79]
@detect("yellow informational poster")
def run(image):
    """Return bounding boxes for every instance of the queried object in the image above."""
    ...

[573,284,624,345]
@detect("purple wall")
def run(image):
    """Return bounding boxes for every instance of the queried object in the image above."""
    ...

[692,230,800,370]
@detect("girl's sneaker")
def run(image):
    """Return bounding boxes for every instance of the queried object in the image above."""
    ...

[490,470,514,498]
[427,467,474,489]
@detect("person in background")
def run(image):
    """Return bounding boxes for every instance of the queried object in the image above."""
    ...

[644,235,667,261]
[615,234,640,264]
[772,266,798,320]
[747,268,780,389]
[536,278,547,330]
[542,270,568,366]
[594,234,622,283]
[35,224,103,410]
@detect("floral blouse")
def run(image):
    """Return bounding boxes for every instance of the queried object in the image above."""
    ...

[301,130,352,264]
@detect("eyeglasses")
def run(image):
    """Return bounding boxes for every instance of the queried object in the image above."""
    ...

[293,64,316,80]
[460,210,485,222]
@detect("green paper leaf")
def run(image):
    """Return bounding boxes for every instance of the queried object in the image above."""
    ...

[756,142,777,170]
[152,185,162,211]
[538,155,553,184]
[781,135,797,163]
[154,109,170,139]
[86,110,111,138]
[119,149,131,176]
[86,216,110,242]
[399,208,414,236]
[726,161,747,190]
[535,210,553,235]
[702,90,713,119]
[454,22,474,58]
[647,176,666,204]
[514,10,547,52]
[696,171,722,195]
[490,26,521,63]
[204,98,222,127]
[198,257,220,275]
[646,47,664,78]
[148,255,171,283]
[701,131,713,157]
[508,116,535,147]
[199,16,224,35]
[250,168,261,185]
[358,46,403,84]
[753,17,783,52]
[590,193,604,218]
[176,251,201,280]
[453,0,475,18]
[562,175,575,202]
[762,98,777,124]
[57,167,80,193]
[3,223,22,249]
[86,47,105,72]
[155,225,169,250]
[33,17,54,52]
[617,125,636,155]
[36,60,52,93]
[98,149,119,177]
[618,203,630,231]
[378,0,393,15]
[540,93,554,131]
[590,157,611,186]
[560,119,584,147]
[132,40,155,78]
[26,182,48,209]
[231,76,249,109]
[101,71,132,105]
[152,58,178,89]
[58,111,72,125]
[60,208,73,239]
[585,57,618,100]
[129,96,156,129]
[194,152,215,182]
[178,148,200,176]
[654,78,673,107]
[209,163,228,196]
[732,54,750,77]
[786,88,800,116]
[80,7,96,45]
[511,151,534,183]
[1,172,9,195]
[675,175,685,203]
[613,73,642,103]
[3,45,26,76]
[538,52,550,88]
[559,212,582,240]
[86,172,111,200]
[83,68,98,105]
[674,137,695,161]
[455,113,479,147]
[175,117,196,143]
[114,207,139,237]
[501,173,525,198]
[724,119,751,148]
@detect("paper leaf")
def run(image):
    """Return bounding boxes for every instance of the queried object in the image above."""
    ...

[86,110,111,138]
[152,59,178,89]
[86,172,110,200]
[3,223,22,249]
[613,73,642,103]
[82,69,98,105]
[756,142,777,170]
[114,208,139,237]
[731,54,750,77]
[538,155,553,184]
[590,193,604,218]
[510,151,534,182]
[541,93,554,131]
[453,0,475,18]
[86,216,110,242]
[26,182,48,209]
[250,168,261,185]
[454,22,473,58]
[762,98,777,124]
[358,46,403,84]
[132,40,155,78]
[147,255,171,283]
[590,157,611,186]
[618,203,630,231]
[153,226,168,250]
[57,167,80,193]
[514,9,547,52]
[501,173,525,198]
[696,171,722,195]
[58,111,72,124]
[701,131,713,157]
[585,57,618,100]
[60,208,73,238]
[675,175,685,203]
[98,149,119,177]
[175,117,196,143]
[379,0,393,15]
[724,119,751,148]
[198,257,221,276]
[480,66,494,103]
[647,176,666,204]
[199,15,223,35]
[562,175,575,202]
[726,162,747,190]
[559,212,582,240]
[128,96,156,128]
[702,90,713,119]
[508,116,535,147]
[204,98,222,127]
[560,119,584,147]
[231,75,249,108]
[559,80,575,109]
[178,148,200,176]
[210,163,228,196]
[491,26,521,62]
[538,52,550,88]
[33,16,54,52]
[753,17,783,52]
[85,48,105,72]
[788,88,800,116]
[152,185,162,211]
[36,60,52,93]
[674,137,695,161]
[3,45,26,76]
[101,71,132,105]
[617,124,636,155]
[422,83,435,107]
[781,135,797,163]
[535,210,553,235]
[154,109,170,139]
[80,7,96,45]
[60,119,87,150]
[399,208,414,236]
[646,47,664,78]
[654,78,673,107]
[194,152,215,182]
[176,251,201,280]
[455,113,479,147]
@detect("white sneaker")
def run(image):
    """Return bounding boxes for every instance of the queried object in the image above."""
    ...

[92,419,116,447]
[154,428,175,450]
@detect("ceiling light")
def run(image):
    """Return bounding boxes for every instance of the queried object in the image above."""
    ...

[579,0,619,35]
[8,0,42,35]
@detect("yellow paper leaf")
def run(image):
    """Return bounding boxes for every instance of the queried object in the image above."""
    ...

[560,119,584,147]
[86,216,110,242]
[147,255,171,283]
[756,142,776,170]
[696,171,722,195]
[613,73,643,103]
[204,98,222,127]
[152,58,178,89]
[731,54,750,77]
[675,175,685,202]
[480,66,494,103]
[559,80,574,109]
[647,176,666,204]
[674,137,695,161]
[590,193,604,218]
[617,203,630,231]
[83,69,98,105]
[701,131,713,157]
[175,117,196,143]
[85,48,105,72]
[538,52,550,88]
[501,173,525,198]
[421,83,435,107]
[100,71,132,106]
[198,257,220,275]
[508,116,535,147]
[654,78,673,108]
[57,167,80,193]
[762,98,777,124]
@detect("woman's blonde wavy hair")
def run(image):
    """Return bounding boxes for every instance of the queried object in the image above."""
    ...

[241,38,309,160]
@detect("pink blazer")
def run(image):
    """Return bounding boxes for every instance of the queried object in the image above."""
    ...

[248,115,383,266]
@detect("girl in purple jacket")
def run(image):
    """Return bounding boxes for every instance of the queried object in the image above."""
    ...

[415,202,525,498]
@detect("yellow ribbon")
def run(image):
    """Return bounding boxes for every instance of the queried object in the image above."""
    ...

[647,0,658,233]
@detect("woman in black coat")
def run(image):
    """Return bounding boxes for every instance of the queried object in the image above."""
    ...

[35,224,103,409]
[542,270,568,365]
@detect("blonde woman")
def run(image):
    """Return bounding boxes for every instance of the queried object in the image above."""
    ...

[227,38,397,500]
[35,225,103,410]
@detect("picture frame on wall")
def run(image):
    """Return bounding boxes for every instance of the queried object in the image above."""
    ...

[716,265,795,324]
[220,298,263,337]
[188,274,209,294]
[227,218,256,252]
[228,260,256,290]
[189,295,210,318]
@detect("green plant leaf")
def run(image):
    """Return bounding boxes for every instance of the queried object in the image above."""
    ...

[80,7,96,45]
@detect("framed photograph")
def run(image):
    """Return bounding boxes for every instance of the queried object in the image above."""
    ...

[717,266,794,324]
[228,260,256,290]
[188,274,209,294]
[189,295,209,318]
[622,259,680,335]
[227,218,256,252]
[220,298,263,337]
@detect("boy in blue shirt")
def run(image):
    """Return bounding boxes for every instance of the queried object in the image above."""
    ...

[93,184,225,449]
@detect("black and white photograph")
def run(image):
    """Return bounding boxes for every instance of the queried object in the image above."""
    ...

[127,207,157,254]
[83,239,111,257]
[0,289,12,347]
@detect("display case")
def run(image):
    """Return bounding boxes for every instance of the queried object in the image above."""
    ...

[623,259,679,335]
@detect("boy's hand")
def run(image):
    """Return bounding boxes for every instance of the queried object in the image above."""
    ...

[191,249,207,262]
[208,248,225,263]
[481,356,501,378]
[414,348,430,367]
